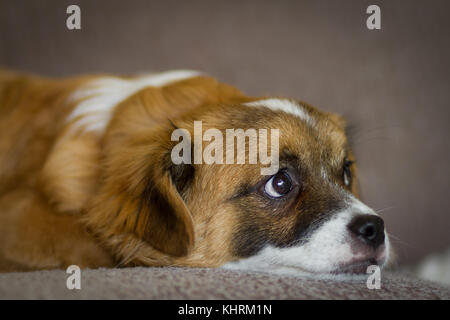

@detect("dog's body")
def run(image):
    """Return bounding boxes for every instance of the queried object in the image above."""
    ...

[0,70,113,271]
[0,69,390,274]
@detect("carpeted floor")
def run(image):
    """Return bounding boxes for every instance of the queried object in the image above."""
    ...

[0,267,449,299]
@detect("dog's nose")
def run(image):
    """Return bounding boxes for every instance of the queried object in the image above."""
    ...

[348,215,385,248]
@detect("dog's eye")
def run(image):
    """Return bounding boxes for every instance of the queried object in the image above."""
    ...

[264,171,292,198]
[343,159,354,187]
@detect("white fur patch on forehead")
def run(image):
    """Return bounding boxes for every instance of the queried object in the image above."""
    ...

[67,70,201,133]
[244,98,316,126]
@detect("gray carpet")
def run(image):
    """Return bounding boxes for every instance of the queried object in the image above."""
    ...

[1,267,449,299]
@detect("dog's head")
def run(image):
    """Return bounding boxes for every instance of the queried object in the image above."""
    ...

[47,74,390,275]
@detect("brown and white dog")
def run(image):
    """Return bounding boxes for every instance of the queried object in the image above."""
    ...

[0,69,390,275]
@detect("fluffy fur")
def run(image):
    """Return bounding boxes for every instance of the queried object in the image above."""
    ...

[0,69,390,274]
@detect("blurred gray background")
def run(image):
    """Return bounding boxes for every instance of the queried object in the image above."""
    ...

[1,0,449,265]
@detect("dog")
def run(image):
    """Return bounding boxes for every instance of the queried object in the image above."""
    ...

[0,69,390,275]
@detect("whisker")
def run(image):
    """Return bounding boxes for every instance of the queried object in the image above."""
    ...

[386,232,412,247]
[374,206,396,215]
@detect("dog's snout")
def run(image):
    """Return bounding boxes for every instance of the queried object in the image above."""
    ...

[348,215,385,248]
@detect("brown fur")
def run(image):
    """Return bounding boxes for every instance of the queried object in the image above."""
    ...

[0,69,359,271]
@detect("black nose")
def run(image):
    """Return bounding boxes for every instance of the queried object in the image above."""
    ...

[348,215,385,248]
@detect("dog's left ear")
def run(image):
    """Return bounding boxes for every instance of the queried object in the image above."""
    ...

[84,125,197,259]
[137,156,195,257]
[130,123,196,256]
